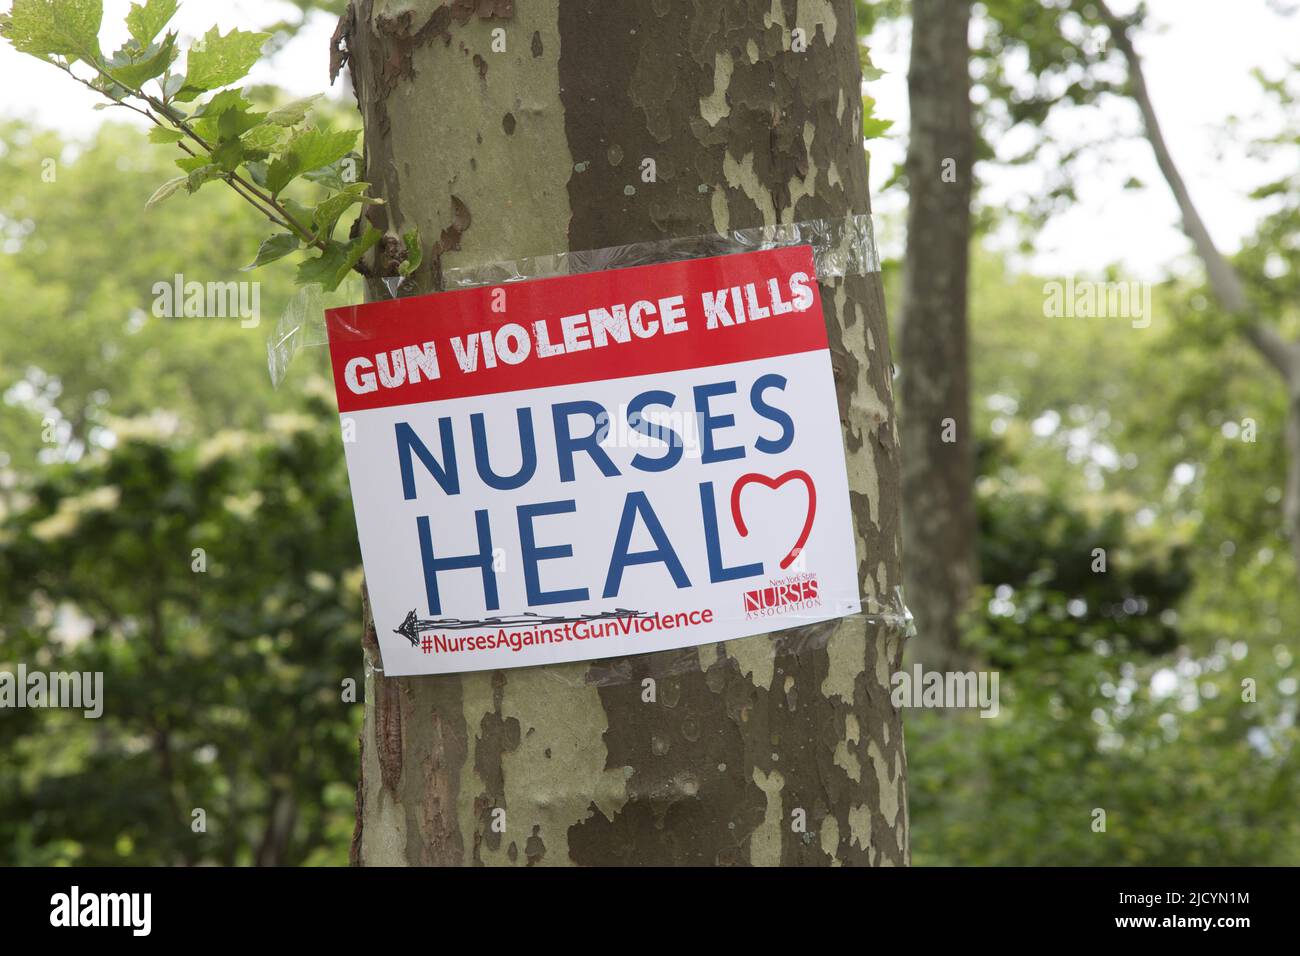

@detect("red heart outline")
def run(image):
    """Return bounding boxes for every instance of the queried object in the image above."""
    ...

[730,470,817,571]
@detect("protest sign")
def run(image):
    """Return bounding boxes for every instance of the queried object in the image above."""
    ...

[326,245,861,676]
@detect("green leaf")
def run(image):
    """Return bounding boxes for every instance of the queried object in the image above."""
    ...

[217,106,265,142]
[266,95,321,127]
[210,138,245,172]
[184,163,224,193]
[862,95,893,141]
[145,174,186,208]
[296,227,380,292]
[263,160,294,197]
[310,182,376,240]
[192,88,250,117]
[265,128,359,196]
[862,116,894,140]
[1249,181,1287,201]
[243,233,300,271]
[859,45,885,82]
[303,155,361,192]
[88,72,129,99]
[125,0,177,46]
[177,27,269,101]
[147,125,185,144]
[190,89,246,137]
[1,0,102,64]
[189,90,266,150]
[174,154,209,173]
[280,198,315,231]
[240,124,285,154]
[399,228,422,276]
[245,160,269,189]
[290,129,360,173]
[104,31,177,89]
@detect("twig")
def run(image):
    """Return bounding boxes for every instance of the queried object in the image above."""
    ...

[68,59,334,254]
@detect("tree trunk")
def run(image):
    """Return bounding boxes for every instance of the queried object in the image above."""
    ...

[341,0,907,866]
[899,0,977,669]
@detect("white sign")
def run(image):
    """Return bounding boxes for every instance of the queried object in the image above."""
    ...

[326,246,861,676]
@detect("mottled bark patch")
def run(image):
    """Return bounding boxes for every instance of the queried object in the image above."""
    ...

[345,0,509,288]
[470,672,522,858]
[452,0,514,21]
[372,5,454,87]
[362,586,404,795]
[568,660,766,865]
[433,196,472,259]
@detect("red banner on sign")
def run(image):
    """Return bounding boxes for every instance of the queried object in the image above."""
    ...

[326,245,825,412]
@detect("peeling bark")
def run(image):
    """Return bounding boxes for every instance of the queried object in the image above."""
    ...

[347,0,907,866]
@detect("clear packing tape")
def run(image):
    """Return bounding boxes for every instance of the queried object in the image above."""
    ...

[267,214,881,386]
[548,586,915,688]
[366,587,916,682]
[272,212,915,682]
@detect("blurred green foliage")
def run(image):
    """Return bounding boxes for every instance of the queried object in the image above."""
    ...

[864,1,1298,864]
[893,248,1299,865]
[908,619,1300,865]
[0,398,363,865]
[0,116,361,865]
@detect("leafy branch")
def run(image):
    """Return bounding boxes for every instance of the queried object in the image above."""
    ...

[0,0,421,290]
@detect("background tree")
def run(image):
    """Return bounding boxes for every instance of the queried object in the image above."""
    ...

[861,0,1299,863]
[861,0,1128,670]
[1095,0,1300,580]
[898,0,977,668]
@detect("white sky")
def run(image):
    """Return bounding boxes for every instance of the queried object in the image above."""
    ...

[0,0,1295,281]
[0,0,340,128]
[865,0,1299,278]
